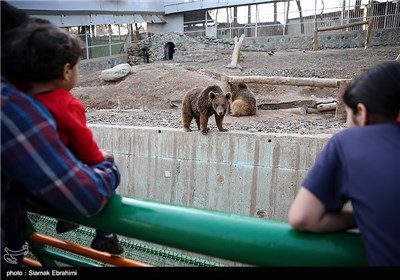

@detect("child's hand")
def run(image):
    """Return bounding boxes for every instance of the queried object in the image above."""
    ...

[101,149,114,160]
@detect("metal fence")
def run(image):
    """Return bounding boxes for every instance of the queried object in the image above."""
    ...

[183,0,400,39]
[66,25,130,60]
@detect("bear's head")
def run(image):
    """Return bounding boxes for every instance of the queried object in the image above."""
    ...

[209,91,231,116]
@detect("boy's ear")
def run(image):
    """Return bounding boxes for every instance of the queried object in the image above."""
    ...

[62,63,72,81]
[356,103,368,126]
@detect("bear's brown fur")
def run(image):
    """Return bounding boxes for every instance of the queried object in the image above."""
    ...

[229,83,257,116]
[182,85,231,135]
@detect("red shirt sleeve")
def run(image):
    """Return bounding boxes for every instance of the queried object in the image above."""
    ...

[66,97,105,165]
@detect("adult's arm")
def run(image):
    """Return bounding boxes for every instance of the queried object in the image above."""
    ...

[288,187,356,232]
[1,80,120,217]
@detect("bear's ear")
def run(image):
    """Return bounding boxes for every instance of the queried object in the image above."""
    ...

[225,92,232,100]
[209,91,216,99]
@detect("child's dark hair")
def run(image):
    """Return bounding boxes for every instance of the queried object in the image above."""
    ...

[2,21,84,83]
[343,61,400,122]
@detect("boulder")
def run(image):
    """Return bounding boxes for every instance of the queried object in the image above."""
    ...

[101,63,132,82]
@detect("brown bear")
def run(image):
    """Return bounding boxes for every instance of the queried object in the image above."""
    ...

[182,85,231,135]
[229,83,257,116]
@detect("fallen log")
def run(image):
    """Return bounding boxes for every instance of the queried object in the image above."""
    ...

[258,100,316,110]
[228,76,348,88]
[317,101,337,112]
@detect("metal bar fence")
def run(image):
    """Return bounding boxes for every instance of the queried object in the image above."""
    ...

[183,0,400,39]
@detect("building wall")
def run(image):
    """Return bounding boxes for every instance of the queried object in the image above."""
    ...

[148,14,184,34]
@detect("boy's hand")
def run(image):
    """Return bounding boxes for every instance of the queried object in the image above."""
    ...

[100,149,114,160]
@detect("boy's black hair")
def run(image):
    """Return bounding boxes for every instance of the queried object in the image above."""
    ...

[2,22,84,83]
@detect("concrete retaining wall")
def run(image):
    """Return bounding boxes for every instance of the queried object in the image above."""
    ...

[90,125,331,222]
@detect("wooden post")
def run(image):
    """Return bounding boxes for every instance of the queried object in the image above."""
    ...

[335,79,352,122]
[365,20,373,49]
[313,29,318,51]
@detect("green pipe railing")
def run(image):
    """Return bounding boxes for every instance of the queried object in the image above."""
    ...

[27,195,367,266]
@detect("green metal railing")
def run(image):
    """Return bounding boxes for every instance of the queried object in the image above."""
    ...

[27,195,367,267]
[26,213,222,267]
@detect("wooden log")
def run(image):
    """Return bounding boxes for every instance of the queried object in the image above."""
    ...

[316,20,369,32]
[306,108,320,114]
[287,107,307,116]
[220,74,229,92]
[258,100,316,110]
[228,76,349,88]
[317,102,337,112]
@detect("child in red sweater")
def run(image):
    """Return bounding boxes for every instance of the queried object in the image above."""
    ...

[5,21,124,255]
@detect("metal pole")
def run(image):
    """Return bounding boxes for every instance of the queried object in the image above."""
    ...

[255,4,258,37]
[85,30,89,59]
[283,1,286,36]
[229,7,232,39]
[347,0,350,30]
[108,24,112,56]
[205,10,207,36]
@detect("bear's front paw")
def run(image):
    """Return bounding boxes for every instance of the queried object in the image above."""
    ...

[183,127,192,132]
[220,129,228,132]
[201,130,208,135]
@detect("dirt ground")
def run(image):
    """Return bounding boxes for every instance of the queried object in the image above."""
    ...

[73,45,400,135]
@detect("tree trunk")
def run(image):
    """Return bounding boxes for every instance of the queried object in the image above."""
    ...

[320,0,325,24]
[226,34,245,69]
[296,0,304,34]
[285,0,290,35]
[247,4,252,37]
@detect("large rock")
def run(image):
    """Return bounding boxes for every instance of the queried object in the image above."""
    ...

[101,63,132,82]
